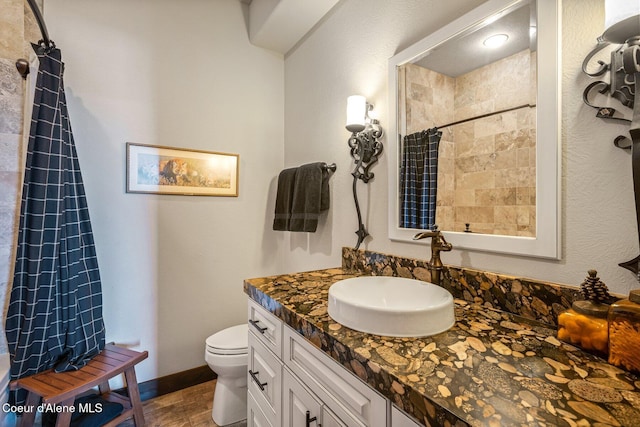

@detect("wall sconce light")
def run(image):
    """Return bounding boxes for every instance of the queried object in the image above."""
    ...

[346,95,383,250]
[582,0,640,277]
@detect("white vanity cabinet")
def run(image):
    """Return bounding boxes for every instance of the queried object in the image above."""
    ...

[247,299,391,427]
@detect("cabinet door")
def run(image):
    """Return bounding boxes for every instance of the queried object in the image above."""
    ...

[282,368,322,427]
[248,391,274,427]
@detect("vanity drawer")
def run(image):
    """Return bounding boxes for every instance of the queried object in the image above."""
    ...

[248,299,283,358]
[283,325,387,427]
[248,330,282,426]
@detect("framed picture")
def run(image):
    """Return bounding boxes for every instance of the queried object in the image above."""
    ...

[126,143,239,196]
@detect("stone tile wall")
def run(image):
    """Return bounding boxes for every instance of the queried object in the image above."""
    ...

[402,63,454,135]
[401,50,536,237]
[0,0,42,354]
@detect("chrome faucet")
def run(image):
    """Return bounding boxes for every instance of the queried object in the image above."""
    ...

[413,226,452,286]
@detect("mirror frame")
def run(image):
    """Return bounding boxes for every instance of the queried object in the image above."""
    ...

[387,0,561,259]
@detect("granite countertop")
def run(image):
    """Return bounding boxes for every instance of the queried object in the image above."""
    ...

[244,268,640,427]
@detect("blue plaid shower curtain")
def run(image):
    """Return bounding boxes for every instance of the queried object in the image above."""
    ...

[400,128,442,229]
[6,44,105,382]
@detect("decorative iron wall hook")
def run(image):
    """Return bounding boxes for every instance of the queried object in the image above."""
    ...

[583,25,640,277]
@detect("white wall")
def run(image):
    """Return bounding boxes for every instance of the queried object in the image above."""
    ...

[283,0,640,296]
[45,0,285,380]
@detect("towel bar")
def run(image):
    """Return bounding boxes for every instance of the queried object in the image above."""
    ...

[323,163,337,172]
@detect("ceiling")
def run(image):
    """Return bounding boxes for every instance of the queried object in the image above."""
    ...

[414,1,536,77]
[245,0,340,54]
[243,0,536,72]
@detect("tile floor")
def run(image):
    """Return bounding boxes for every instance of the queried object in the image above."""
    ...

[118,380,221,427]
[5,379,247,427]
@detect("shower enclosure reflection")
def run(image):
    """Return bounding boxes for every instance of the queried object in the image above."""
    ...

[388,0,560,259]
[397,0,537,237]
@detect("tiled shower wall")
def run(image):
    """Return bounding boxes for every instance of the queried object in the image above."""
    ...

[401,50,536,237]
[0,0,42,353]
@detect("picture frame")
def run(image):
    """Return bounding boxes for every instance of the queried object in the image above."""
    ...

[126,143,239,196]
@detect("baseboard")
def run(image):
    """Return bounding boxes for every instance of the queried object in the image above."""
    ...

[116,365,217,402]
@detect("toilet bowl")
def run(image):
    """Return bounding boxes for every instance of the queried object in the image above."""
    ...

[205,324,249,426]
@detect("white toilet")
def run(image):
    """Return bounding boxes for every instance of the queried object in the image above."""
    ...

[205,323,249,425]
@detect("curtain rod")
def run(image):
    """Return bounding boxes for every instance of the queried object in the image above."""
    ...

[437,103,536,130]
[27,0,52,48]
[16,0,53,79]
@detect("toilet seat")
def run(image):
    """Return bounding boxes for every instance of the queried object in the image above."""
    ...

[206,324,248,355]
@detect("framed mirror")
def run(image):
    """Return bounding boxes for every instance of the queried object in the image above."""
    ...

[387,0,561,259]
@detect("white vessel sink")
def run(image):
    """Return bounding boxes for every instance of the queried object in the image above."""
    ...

[327,276,455,337]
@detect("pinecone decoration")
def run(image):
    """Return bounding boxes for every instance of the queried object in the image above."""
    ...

[580,269,613,303]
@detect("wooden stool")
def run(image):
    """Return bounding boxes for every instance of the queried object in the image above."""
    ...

[9,344,148,427]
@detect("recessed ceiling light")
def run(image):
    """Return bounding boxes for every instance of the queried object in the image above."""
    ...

[483,34,509,48]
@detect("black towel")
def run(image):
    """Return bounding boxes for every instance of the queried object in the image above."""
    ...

[273,167,298,231]
[289,162,330,232]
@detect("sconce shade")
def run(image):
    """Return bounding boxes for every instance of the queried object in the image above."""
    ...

[603,0,640,44]
[346,95,367,133]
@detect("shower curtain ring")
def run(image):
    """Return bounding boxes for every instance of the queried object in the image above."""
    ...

[39,38,55,52]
